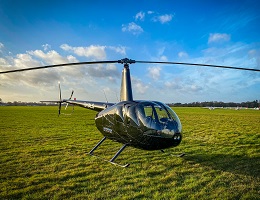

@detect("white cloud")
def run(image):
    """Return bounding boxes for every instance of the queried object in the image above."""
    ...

[60,44,126,59]
[160,41,260,102]
[122,22,144,35]
[157,47,168,61]
[190,84,203,92]
[108,46,126,55]
[0,42,4,49]
[0,57,7,65]
[60,44,71,51]
[160,55,168,61]
[28,50,76,65]
[14,53,41,68]
[0,42,4,54]
[158,47,165,56]
[147,11,154,15]
[200,42,256,69]
[42,44,51,51]
[1,49,82,88]
[153,14,173,24]
[132,77,149,95]
[208,33,231,44]
[248,49,260,69]
[148,66,161,80]
[164,72,205,96]
[60,44,106,60]
[0,47,121,102]
[178,51,189,58]
[0,52,61,90]
[165,81,183,90]
[135,11,145,21]
[86,64,120,78]
[66,55,78,62]
[135,82,148,94]
[248,49,257,57]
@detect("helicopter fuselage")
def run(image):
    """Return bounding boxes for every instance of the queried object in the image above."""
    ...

[95,100,182,150]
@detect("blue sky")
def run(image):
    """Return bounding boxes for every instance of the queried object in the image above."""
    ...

[0,0,259,103]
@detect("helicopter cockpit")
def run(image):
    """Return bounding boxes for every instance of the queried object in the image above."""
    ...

[136,101,182,138]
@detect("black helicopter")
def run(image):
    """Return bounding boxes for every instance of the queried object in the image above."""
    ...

[1,58,259,167]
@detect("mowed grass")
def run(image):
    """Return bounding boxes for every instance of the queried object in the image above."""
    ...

[0,106,259,199]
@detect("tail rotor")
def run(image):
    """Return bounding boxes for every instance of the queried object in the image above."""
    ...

[65,90,74,111]
[65,90,74,109]
[58,83,75,115]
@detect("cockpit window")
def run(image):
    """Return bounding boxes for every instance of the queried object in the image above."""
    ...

[144,105,154,118]
[137,102,165,125]
[136,101,182,133]
[154,106,170,123]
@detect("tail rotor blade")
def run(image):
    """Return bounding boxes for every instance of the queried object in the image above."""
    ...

[69,90,74,100]
[65,90,74,110]
[58,103,62,116]
[59,82,62,101]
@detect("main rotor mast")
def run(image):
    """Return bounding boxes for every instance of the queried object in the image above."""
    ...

[118,58,135,102]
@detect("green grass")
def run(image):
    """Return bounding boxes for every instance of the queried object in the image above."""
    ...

[0,106,259,199]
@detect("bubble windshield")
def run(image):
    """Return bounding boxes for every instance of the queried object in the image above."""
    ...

[136,101,182,134]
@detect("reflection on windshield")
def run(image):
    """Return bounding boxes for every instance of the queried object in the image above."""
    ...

[136,101,182,137]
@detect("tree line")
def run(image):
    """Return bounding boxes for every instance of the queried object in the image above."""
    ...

[0,98,259,108]
[169,100,259,108]
[0,100,49,106]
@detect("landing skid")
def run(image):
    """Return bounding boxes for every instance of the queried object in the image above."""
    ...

[89,137,130,168]
[160,149,186,157]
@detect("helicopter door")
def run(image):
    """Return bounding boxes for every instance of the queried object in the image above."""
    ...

[143,105,156,128]
[122,104,139,127]
[141,104,161,129]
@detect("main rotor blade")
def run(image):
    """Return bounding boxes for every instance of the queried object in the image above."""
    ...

[1,58,259,73]
[0,60,119,74]
[135,60,260,72]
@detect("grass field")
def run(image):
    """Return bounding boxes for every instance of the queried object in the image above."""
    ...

[0,106,259,199]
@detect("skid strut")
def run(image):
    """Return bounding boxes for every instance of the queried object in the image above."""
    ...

[89,137,130,167]
[89,137,107,155]
[109,144,129,167]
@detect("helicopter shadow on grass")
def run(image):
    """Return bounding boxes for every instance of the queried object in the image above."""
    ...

[182,151,260,178]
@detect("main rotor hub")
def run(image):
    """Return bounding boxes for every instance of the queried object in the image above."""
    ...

[118,58,136,65]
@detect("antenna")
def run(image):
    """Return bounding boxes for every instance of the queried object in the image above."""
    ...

[115,91,119,102]
[102,89,108,103]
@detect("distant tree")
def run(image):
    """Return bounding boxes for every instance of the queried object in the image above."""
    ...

[168,100,259,108]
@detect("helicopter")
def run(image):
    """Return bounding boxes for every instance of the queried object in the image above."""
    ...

[1,58,259,167]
